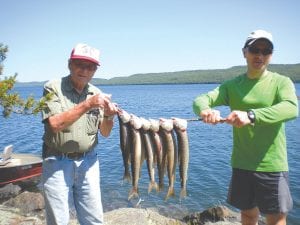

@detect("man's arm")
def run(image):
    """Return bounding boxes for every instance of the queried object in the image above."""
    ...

[253,78,298,124]
[48,94,109,133]
[193,84,228,124]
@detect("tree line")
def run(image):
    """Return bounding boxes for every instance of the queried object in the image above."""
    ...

[16,64,300,87]
[91,64,300,85]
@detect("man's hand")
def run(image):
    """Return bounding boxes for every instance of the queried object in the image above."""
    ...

[225,110,252,128]
[200,109,225,125]
[104,102,118,117]
[86,93,110,109]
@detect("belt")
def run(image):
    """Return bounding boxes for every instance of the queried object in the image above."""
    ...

[43,143,92,160]
[42,143,92,160]
[61,152,88,160]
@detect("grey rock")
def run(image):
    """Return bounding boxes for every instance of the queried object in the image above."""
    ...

[104,208,186,225]
[183,206,240,225]
[4,191,44,214]
[0,184,21,203]
[0,204,44,225]
[1,188,264,225]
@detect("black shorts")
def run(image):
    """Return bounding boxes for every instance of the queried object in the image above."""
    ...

[227,168,293,214]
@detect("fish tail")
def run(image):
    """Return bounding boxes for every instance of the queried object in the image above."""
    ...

[157,183,164,192]
[180,188,187,199]
[123,173,131,183]
[148,181,158,193]
[164,187,175,201]
[128,187,139,200]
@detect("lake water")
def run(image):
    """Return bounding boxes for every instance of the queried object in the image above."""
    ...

[1,83,299,224]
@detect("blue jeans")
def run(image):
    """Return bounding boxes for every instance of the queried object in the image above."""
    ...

[42,150,103,225]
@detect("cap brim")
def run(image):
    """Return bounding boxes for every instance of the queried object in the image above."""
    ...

[246,38,273,48]
[70,56,100,65]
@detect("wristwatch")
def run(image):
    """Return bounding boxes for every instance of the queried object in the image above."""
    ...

[247,110,255,125]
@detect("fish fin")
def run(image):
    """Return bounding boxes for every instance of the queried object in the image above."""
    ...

[177,152,181,164]
[164,187,175,201]
[123,173,131,183]
[128,188,139,200]
[157,183,164,192]
[148,181,158,194]
[126,157,131,165]
[153,156,157,165]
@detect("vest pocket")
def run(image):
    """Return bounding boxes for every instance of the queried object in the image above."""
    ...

[86,109,100,134]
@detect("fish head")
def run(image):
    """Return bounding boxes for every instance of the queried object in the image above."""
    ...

[130,115,143,130]
[118,109,131,123]
[99,92,112,101]
[172,117,188,131]
[149,119,159,132]
[159,118,173,131]
[140,117,151,130]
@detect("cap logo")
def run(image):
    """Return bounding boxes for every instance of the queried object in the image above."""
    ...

[244,29,273,49]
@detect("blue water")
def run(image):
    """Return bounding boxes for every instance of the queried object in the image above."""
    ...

[1,83,299,224]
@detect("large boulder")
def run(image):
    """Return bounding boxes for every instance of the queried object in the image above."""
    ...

[4,191,44,214]
[183,206,240,225]
[104,208,186,225]
[0,204,44,225]
[0,183,21,204]
[183,206,266,225]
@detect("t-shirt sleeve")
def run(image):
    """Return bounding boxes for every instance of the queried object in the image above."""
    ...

[41,81,63,122]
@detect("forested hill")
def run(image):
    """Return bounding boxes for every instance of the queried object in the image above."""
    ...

[92,63,300,85]
[17,63,300,86]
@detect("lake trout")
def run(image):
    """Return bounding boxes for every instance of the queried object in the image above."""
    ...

[173,117,189,198]
[117,109,132,182]
[159,118,177,200]
[140,117,158,193]
[128,115,143,200]
[149,119,165,192]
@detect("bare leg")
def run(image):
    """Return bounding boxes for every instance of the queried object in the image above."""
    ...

[241,207,259,225]
[266,213,287,225]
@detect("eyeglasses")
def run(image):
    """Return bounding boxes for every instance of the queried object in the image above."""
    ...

[73,61,97,71]
[247,46,273,56]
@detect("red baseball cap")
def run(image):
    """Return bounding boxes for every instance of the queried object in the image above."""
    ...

[70,43,100,65]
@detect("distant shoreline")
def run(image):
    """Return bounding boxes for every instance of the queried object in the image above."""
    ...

[15,81,225,88]
[15,80,300,88]
[15,63,300,87]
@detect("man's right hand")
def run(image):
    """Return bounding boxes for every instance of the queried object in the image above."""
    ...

[86,93,111,109]
[200,109,225,125]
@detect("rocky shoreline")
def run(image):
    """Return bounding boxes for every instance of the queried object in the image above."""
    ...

[0,183,265,225]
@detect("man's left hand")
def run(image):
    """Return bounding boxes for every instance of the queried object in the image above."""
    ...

[225,110,252,128]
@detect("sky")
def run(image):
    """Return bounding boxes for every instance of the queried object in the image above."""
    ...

[1,0,300,82]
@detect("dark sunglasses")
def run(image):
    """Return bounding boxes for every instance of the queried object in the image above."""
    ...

[73,61,97,71]
[248,46,273,56]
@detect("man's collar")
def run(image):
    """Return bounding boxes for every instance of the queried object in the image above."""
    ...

[63,75,91,95]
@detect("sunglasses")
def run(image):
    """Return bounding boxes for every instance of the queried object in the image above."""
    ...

[247,46,273,56]
[73,61,97,71]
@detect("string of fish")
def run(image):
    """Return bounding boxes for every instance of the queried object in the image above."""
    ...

[117,108,190,201]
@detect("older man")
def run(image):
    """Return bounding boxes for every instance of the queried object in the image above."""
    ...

[193,30,298,225]
[41,43,118,225]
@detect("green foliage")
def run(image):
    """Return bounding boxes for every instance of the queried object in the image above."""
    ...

[0,43,8,75]
[0,43,52,117]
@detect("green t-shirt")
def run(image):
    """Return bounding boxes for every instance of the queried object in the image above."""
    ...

[193,71,298,172]
[42,75,104,153]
